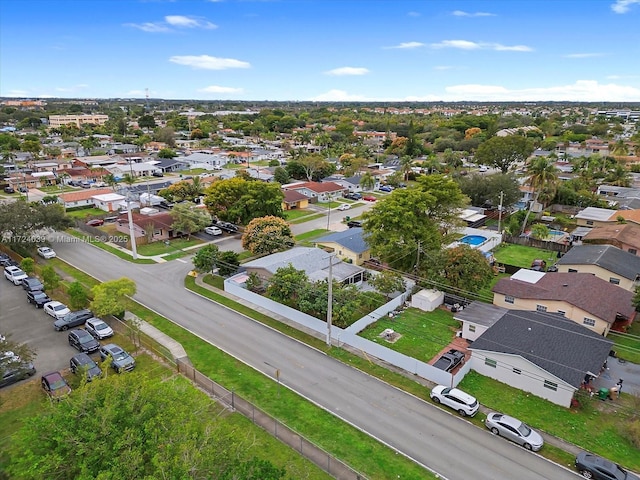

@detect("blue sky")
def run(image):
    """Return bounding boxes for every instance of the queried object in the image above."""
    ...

[2,0,640,102]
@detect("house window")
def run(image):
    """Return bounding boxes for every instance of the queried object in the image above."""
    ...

[469,325,476,333]
[536,304,547,313]
[586,220,593,226]
[513,368,522,375]
[568,269,578,273]
[505,296,515,304]
[485,358,497,368]
[544,380,558,391]
[557,310,565,316]
[609,278,620,285]
[628,248,637,255]
[583,317,596,327]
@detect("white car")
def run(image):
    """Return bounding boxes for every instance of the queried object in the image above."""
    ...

[85,318,114,340]
[4,266,28,285]
[37,246,56,259]
[430,385,479,417]
[337,204,351,211]
[43,301,71,320]
[204,226,223,236]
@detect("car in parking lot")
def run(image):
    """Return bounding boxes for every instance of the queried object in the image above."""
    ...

[204,226,223,236]
[433,349,465,372]
[69,353,102,381]
[26,290,52,308]
[214,221,239,234]
[485,412,544,451]
[337,204,351,211]
[362,195,377,202]
[85,318,114,340]
[575,451,639,479]
[0,360,36,388]
[41,371,71,400]
[0,253,18,267]
[347,220,363,228]
[86,219,104,227]
[37,246,56,259]
[99,344,136,373]
[4,265,28,285]
[22,277,45,292]
[54,309,94,331]
[44,301,71,320]
[430,385,479,417]
[68,329,100,354]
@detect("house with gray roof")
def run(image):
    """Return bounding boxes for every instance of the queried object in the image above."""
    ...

[322,175,364,194]
[453,302,508,341]
[315,228,371,266]
[469,310,612,407]
[242,246,366,285]
[574,207,617,228]
[556,244,640,291]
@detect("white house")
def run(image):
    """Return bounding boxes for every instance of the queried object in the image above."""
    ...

[92,193,126,212]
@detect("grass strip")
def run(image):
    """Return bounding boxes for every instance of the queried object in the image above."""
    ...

[67,230,156,264]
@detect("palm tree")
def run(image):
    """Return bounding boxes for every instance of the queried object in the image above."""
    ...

[521,157,558,234]
[359,172,376,191]
[105,173,119,191]
[122,173,136,188]
[605,163,631,187]
[611,139,629,157]
[399,155,414,181]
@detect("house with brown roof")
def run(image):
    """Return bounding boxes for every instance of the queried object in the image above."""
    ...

[282,190,309,210]
[57,188,114,209]
[116,211,177,242]
[492,269,635,335]
[283,181,346,202]
[582,223,640,256]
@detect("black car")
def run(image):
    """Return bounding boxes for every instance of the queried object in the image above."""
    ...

[215,221,239,233]
[347,220,363,228]
[26,290,52,308]
[68,329,100,353]
[18,186,29,193]
[0,361,36,388]
[3,186,15,194]
[54,309,94,331]
[0,253,17,267]
[69,353,102,381]
[575,451,640,480]
[22,277,45,292]
[345,192,362,200]
[433,349,465,372]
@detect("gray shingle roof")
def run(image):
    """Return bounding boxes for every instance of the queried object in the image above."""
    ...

[470,310,612,387]
[557,244,640,281]
[453,302,508,327]
[315,228,370,254]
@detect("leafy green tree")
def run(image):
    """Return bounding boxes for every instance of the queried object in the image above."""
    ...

[170,201,211,239]
[40,194,58,204]
[266,264,308,305]
[421,245,493,294]
[67,281,88,310]
[193,244,220,272]
[41,265,60,291]
[159,178,203,202]
[359,172,376,191]
[157,148,177,159]
[137,114,156,129]
[368,270,405,301]
[531,224,550,240]
[20,257,35,275]
[7,373,285,479]
[241,216,294,255]
[153,126,176,147]
[90,278,136,317]
[121,173,136,187]
[521,157,558,234]
[21,139,42,159]
[217,251,241,276]
[104,173,118,191]
[457,173,520,209]
[273,166,290,184]
[633,285,640,312]
[475,135,534,173]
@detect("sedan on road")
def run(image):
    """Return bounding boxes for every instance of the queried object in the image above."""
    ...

[485,412,544,451]
[43,301,71,320]
[575,451,640,479]
[37,246,56,259]
[68,329,100,354]
[430,385,479,417]
[337,204,351,211]
[41,371,71,400]
[26,290,52,308]
[85,318,114,340]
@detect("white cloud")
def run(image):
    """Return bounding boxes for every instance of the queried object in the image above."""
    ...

[564,53,604,58]
[452,10,496,17]
[431,40,533,52]
[169,55,250,70]
[324,67,369,76]
[165,15,217,29]
[124,22,171,33]
[407,11,420,17]
[434,65,454,71]
[198,85,243,94]
[611,0,640,13]
[386,41,425,49]
[309,89,370,101]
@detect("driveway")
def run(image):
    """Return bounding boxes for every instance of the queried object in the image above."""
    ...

[593,355,640,396]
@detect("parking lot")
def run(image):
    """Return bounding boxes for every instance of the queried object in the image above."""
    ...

[0,277,76,385]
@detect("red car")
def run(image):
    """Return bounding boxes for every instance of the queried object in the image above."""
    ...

[363,195,377,202]
[41,371,72,400]
[86,219,104,226]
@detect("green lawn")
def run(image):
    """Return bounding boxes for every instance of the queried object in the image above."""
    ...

[358,307,460,362]
[608,320,640,363]
[176,168,208,175]
[66,207,105,219]
[39,185,77,193]
[283,209,314,220]
[458,371,640,472]
[492,243,557,268]
[136,237,203,256]
[289,213,325,224]
[67,230,157,264]
[295,228,329,243]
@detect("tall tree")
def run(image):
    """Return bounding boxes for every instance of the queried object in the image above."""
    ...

[0,201,72,248]
[420,245,494,294]
[170,201,212,238]
[241,216,295,255]
[475,135,534,173]
[521,157,558,234]
[0,334,36,381]
[90,278,136,317]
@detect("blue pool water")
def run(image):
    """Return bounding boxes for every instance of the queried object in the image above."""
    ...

[548,229,566,237]
[459,235,487,246]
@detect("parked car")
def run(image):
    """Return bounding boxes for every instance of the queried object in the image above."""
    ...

[26,290,52,308]
[362,195,377,202]
[18,186,28,193]
[433,349,465,372]
[3,186,15,194]
[86,219,104,227]
[337,204,351,211]
[485,412,544,451]
[41,371,71,400]
[151,171,164,177]
[99,343,136,372]
[54,309,94,331]
[0,361,36,388]
[344,192,362,200]
[22,277,45,292]
[37,246,56,259]
[347,220,363,228]
[69,353,102,381]
[215,221,239,233]
[80,181,91,189]
[430,385,479,417]
[68,329,100,354]
[43,301,71,320]
[379,185,394,192]
[4,266,28,285]
[204,226,223,236]
[85,318,114,340]
[575,451,639,480]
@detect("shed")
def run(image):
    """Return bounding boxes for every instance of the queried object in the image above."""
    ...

[411,289,444,312]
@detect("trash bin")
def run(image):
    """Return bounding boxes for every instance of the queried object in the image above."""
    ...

[598,388,610,400]
[345,216,351,221]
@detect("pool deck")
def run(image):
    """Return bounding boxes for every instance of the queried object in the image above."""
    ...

[448,227,502,253]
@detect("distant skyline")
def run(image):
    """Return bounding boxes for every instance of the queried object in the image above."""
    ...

[2,0,640,102]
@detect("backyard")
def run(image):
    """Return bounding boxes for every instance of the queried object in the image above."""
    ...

[492,243,558,268]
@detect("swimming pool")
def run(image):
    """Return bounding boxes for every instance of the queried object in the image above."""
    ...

[459,235,487,246]
[548,229,566,237]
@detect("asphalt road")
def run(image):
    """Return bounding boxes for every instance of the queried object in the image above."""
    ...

[49,232,581,480]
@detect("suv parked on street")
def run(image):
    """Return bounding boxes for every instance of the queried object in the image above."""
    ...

[430,385,479,417]
[26,290,52,308]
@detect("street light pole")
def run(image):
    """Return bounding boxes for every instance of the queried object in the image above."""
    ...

[326,255,333,347]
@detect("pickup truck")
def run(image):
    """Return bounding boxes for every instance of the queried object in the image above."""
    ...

[433,349,465,372]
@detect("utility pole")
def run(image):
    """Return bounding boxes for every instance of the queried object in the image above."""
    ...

[326,255,333,347]
[415,240,421,271]
[497,191,504,233]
